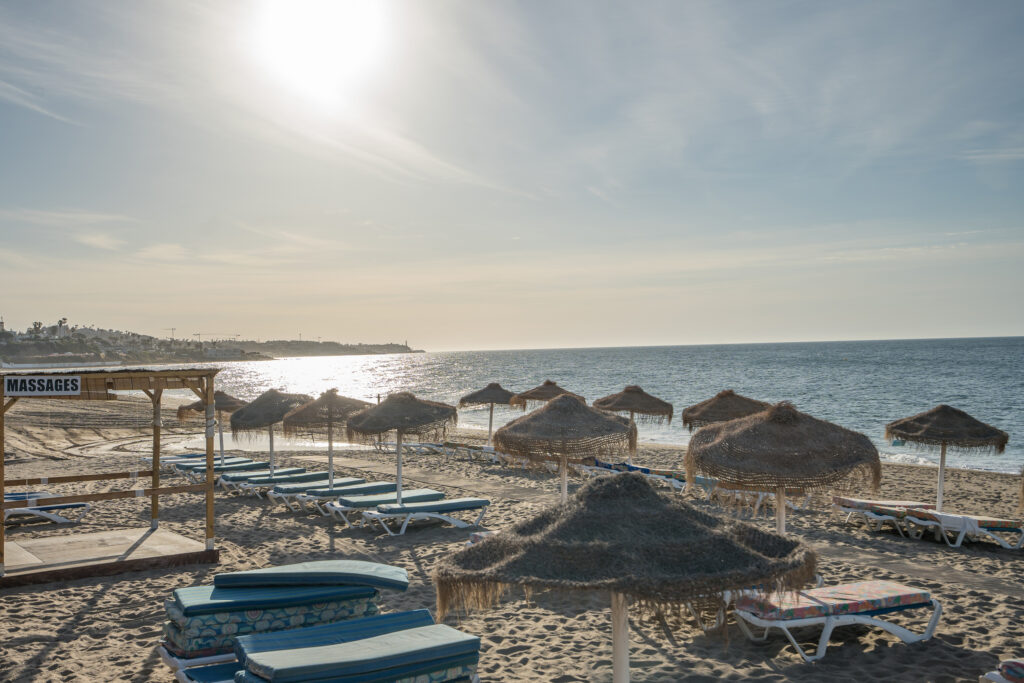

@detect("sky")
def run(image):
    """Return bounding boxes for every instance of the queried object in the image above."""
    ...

[1,0,1022,352]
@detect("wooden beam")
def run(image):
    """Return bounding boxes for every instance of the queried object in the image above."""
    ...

[2,484,207,509]
[204,376,216,551]
[1,377,6,573]
[4,470,154,487]
[2,397,18,415]
[151,387,163,528]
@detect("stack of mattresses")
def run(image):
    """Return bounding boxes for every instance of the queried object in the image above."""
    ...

[159,561,409,665]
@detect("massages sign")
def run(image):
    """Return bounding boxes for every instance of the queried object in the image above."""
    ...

[3,375,82,396]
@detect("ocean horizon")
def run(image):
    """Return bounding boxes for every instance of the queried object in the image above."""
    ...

[202,335,1023,475]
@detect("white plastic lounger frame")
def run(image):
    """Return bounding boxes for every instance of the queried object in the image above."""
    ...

[265,489,306,511]
[980,672,1012,683]
[833,503,911,537]
[905,511,1023,550]
[4,502,91,524]
[362,503,489,536]
[156,644,236,674]
[735,597,942,662]
[323,503,366,528]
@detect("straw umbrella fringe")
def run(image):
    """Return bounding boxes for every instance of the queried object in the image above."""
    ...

[459,382,516,445]
[593,385,673,464]
[230,389,312,474]
[886,404,1009,511]
[681,390,771,432]
[435,473,816,683]
[508,380,584,410]
[283,390,371,488]
[346,392,457,504]
[494,394,635,503]
[176,391,246,465]
[687,402,880,533]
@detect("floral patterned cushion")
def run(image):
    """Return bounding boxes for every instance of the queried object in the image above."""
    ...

[734,580,931,621]
[906,509,1021,530]
[999,659,1024,683]
[833,496,934,511]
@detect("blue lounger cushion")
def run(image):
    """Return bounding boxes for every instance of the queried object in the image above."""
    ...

[190,462,269,474]
[215,561,409,592]
[234,653,479,683]
[172,585,378,617]
[177,458,254,471]
[31,503,89,512]
[180,662,241,683]
[4,491,51,500]
[375,498,489,515]
[219,468,304,482]
[335,489,444,508]
[235,610,434,665]
[272,477,365,495]
[304,482,397,498]
[243,471,330,486]
[243,624,480,682]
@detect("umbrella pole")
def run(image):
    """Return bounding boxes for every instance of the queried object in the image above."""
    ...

[611,591,630,683]
[776,486,786,534]
[327,417,335,489]
[396,430,404,505]
[268,424,275,475]
[628,412,635,465]
[487,403,495,446]
[217,410,225,467]
[560,459,568,504]
[937,441,947,512]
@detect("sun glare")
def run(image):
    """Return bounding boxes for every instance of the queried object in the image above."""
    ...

[251,0,388,109]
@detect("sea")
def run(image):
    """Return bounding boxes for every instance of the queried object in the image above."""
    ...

[205,337,1023,474]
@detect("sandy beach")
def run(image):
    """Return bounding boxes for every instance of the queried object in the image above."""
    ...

[1,398,1021,682]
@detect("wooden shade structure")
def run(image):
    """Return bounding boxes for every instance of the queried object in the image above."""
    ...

[687,402,880,533]
[2,365,222,579]
[345,392,457,504]
[435,473,816,683]
[459,382,515,445]
[494,394,635,503]
[681,390,771,432]
[508,380,584,411]
[230,389,312,474]
[593,385,673,464]
[886,404,1009,511]
[282,390,371,488]
[177,391,246,465]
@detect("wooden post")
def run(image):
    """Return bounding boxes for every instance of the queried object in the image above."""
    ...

[268,424,275,475]
[487,403,494,446]
[776,486,787,534]
[204,376,216,551]
[1,380,6,577]
[560,459,568,504]
[395,429,404,505]
[150,388,163,529]
[628,412,635,465]
[327,402,335,489]
[936,441,947,512]
[217,410,226,466]
[611,591,630,683]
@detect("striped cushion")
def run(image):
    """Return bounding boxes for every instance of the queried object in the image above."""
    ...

[833,496,934,511]
[735,580,930,621]
[999,659,1024,683]
[907,509,1021,530]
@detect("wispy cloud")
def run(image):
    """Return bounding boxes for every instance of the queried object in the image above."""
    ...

[959,148,1024,163]
[75,233,124,250]
[0,208,135,227]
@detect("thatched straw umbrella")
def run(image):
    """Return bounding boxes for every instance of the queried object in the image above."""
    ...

[593,385,673,464]
[494,394,635,503]
[177,391,247,465]
[434,473,816,683]
[508,380,584,411]
[346,392,457,504]
[230,389,312,474]
[687,402,880,534]
[282,389,371,488]
[886,404,1009,512]
[459,382,515,446]
[681,389,771,432]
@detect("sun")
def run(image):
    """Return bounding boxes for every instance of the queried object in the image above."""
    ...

[250,0,388,109]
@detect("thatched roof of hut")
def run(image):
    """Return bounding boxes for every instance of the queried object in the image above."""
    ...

[459,383,516,407]
[508,380,584,410]
[493,394,635,465]
[282,389,371,439]
[229,389,312,437]
[176,391,247,423]
[345,392,457,442]
[434,473,816,619]
[681,390,771,432]
[686,402,881,493]
[885,404,1008,453]
[593,385,674,424]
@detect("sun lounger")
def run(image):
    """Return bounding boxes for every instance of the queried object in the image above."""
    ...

[981,659,1024,683]
[362,497,490,536]
[324,489,445,527]
[235,471,331,498]
[218,468,305,492]
[265,477,366,511]
[235,624,480,683]
[175,457,253,472]
[904,508,1023,549]
[159,560,408,670]
[4,491,52,500]
[4,501,91,524]
[832,496,936,537]
[734,579,942,662]
[298,481,399,515]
